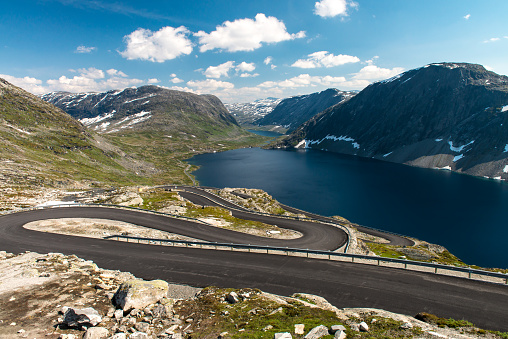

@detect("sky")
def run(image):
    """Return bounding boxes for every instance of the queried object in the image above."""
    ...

[1,0,507,103]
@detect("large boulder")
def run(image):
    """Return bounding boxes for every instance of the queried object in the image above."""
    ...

[113,280,169,312]
[304,325,329,339]
[62,307,102,328]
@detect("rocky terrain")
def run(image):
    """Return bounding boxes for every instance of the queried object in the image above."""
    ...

[274,63,508,180]
[255,89,356,133]
[1,250,504,339]
[225,98,281,125]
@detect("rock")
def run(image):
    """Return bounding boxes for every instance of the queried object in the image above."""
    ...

[83,327,109,339]
[262,325,273,331]
[58,334,77,339]
[169,333,183,339]
[134,322,150,333]
[128,333,149,339]
[334,330,346,339]
[110,334,127,339]
[304,325,329,339]
[268,307,283,316]
[151,304,167,318]
[165,324,179,334]
[400,322,413,329]
[218,332,228,339]
[226,291,239,304]
[113,280,169,312]
[63,307,102,328]
[294,324,305,335]
[274,333,292,339]
[330,325,346,334]
[114,309,124,320]
[359,322,369,332]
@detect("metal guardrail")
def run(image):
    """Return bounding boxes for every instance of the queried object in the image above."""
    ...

[104,234,508,285]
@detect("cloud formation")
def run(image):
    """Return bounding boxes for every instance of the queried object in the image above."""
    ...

[204,61,235,78]
[314,0,357,18]
[120,26,193,62]
[352,65,404,80]
[195,13,305,52]
[292,51,360,68]
[75,45,97,53]
[463,14,471,20]
[187,79,235,92]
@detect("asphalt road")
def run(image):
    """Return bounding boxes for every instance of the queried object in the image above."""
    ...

[1,206,508,332]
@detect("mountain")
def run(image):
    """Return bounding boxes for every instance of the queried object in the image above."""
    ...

[0,78,152,187]
[255,88,356,133]
[41,85,240,137]
[224,97,282,125]
[275,63,508,180]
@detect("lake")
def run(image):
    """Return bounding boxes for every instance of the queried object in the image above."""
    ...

[187,147,508,268]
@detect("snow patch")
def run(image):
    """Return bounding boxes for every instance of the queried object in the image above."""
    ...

[295,140,307,148]
[453,154,464,162]
[79,111,115,126]
[306,134,360,150]
[503,165,508,173]
[5,124,31,135]
[502,105,508,112]
[435,138,443,142]
[504,144,508,153]
[383,152,393,157]
[124,94,156,104]
[448,140,474,153]
[437,166,452,171]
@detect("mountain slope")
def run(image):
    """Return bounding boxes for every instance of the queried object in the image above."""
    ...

[41,85,240,137]
[0,78,154,188]
[225,97,281,125]
[255,88,356,133]
[275,63,508,180]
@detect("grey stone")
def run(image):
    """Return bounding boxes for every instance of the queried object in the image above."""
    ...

[400,322,413,329]
[170,333,183,339]
[128,332,149,339]
[110,334,127,339]
[114,309,124,320]
[330,325,346,334]
[334,330,346,339]
[63,307,102,328]
[134,322,150,333]
[359,322,369,332]
[151,304,167,318]
[83,327,109,339]
[113,280,169,312]
[226,291,239,304]
[304,325,329,339]
[274,333,292,339]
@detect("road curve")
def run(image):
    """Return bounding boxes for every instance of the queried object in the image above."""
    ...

[1,206,508,332]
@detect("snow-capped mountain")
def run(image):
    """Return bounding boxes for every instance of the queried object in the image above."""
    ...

[224,97,281,125]
[41,85,240,136]
[276,63,508,180]
[255,88,356,133]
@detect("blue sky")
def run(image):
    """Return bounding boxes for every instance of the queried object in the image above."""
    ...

[1,0,507,102]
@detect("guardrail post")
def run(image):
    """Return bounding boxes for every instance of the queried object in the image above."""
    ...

[352,256,355,263]
[469,271,472,279]
[377,259,380,266]
[404,262,407,269]
[435,267,438,274]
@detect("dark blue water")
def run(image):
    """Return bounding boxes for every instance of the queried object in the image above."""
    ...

[188,148,508,268]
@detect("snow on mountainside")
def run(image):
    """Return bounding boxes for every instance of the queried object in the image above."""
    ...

[255,88,356,133]
[41,85,240,137]
[224,97,282,125]
[275,63,508,181]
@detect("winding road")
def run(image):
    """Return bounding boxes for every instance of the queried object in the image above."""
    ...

[1,187,507,332]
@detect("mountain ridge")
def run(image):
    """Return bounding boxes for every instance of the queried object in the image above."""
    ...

[274,63,508,180]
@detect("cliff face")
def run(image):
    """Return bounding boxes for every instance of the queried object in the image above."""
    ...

[255,88,356,132]
[276,63,508,180]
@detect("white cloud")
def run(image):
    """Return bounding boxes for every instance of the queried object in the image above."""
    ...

[314,0,357,18]
[204,61,235,78]
[463,14,471,20]
[292,51,360,68]
[264,56,273,65]
[0,74,46,95]
[195,13,305,52]
[352,65,404,80]
[240,73,259,78]
[170,77,184,84]
[120,26,193,62]
[259,74,347,89]
[483,37,501,43]
[271,64,277,70]
[187,79,235,92]
[75,45,97,53]
[365,56,379,65]
[236,62,256,72]
[107,69,128,77]
[78,67,105,79]
[147,78,160,84]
